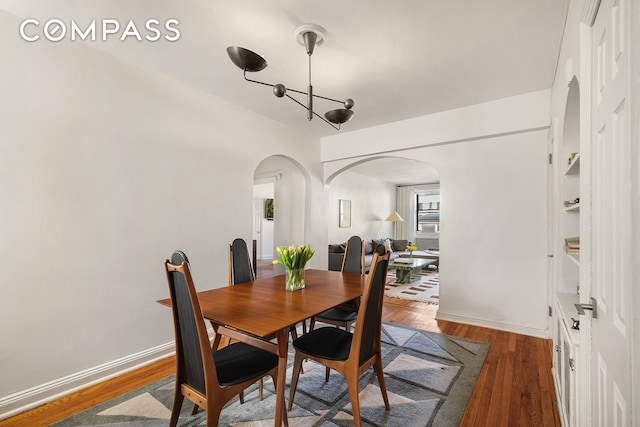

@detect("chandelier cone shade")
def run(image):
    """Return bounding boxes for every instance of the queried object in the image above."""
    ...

[226,24,354,130]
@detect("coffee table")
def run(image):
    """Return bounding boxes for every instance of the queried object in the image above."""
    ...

[390,258,438,284]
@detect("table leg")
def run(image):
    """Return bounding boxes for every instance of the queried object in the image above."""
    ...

[395,268,410,283]
[274,328,289,427]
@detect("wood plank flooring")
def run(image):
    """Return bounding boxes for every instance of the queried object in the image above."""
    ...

[382,297,562,427]
[3,295,561,427]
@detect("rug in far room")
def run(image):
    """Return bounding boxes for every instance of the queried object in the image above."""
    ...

[385,269,439,304]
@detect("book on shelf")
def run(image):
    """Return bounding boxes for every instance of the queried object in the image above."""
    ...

[564,236,580,253]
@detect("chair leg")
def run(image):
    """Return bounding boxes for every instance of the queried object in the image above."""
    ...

[308,317,316,332]
[169,391,184,427]
[373,358,390,410]
[325,367,330,382]
[287,353,305,410]
[344,372,362,427]
[205,401,223,427]
[259,378,263,400]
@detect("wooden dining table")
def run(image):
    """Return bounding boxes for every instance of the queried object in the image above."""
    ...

[158,268,366,427]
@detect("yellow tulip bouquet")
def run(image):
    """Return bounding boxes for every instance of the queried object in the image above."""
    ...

[405,244,418,257]
[273,245,315,290]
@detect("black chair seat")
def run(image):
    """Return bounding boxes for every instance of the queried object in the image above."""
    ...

[293,326,352,361]
[215,342,278,386]
[315,307,357,323]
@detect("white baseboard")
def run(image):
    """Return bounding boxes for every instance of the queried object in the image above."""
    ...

[436,310,551,339]
[0,342,175,421]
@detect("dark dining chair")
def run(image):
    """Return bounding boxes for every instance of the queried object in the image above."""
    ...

[309,235,365,332]
[164,250,283,427]
[227,238,266,400]
[228,238,301,399]
[229,238,255,285]
[287,252,391,426]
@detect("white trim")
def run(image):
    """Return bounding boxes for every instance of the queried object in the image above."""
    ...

[436,310,551,339]
[0,342,175,421]
[582,0,602,25]
[577,15,595,427]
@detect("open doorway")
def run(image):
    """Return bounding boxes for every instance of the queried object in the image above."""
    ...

[254,155,309,278]
[253,181,275,276]
[326,157,441,307]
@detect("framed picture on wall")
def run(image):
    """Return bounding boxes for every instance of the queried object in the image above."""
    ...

[265,198,274,220]
[339,199,351,228]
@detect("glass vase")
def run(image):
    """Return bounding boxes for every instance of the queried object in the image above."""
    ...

[285,268,305,291]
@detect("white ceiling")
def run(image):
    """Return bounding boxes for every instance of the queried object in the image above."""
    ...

[1,0,568,183]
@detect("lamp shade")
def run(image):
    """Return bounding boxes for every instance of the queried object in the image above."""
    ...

[385,211,404,222]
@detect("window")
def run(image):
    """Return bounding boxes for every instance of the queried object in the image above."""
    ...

[416,191,440,233]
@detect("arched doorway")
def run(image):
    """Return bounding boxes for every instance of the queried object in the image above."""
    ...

[325,157,441,305]
[253,155,309,276]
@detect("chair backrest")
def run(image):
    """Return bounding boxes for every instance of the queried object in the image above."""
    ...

[229,238,255,285]
[341,235,365,275]
[351,252,390,364]
[165,251,218,396]
[374,243,387,255]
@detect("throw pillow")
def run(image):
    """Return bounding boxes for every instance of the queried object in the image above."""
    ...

[370,239,384,254]
[384,238,393,253]
[364,240,374,254]
[392,239,408,251]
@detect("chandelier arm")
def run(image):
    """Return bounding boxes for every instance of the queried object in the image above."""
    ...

[312,110,341,130]
[245,79,344,106]
[311,93,345,104]
[243,71,276,89]
[284,93,340,131]
[283,93,310,111]
[272,85,348,106]
[278,85,344,104]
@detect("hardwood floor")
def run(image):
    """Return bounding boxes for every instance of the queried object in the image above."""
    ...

[3,294,561,427]
[382,298,561,427]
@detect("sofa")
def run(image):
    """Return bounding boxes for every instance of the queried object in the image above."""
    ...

[328,238,410,271]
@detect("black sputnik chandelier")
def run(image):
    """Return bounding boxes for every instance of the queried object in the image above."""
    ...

[227,24,354,130]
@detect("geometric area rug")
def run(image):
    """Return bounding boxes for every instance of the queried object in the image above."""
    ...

[52,323,489,427]
[385,270,439,305]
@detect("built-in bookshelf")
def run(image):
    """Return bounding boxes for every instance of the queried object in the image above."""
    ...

[552,79,581,427]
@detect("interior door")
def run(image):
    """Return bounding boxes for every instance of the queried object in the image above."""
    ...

[590,0,632,424]
[253,198,263,260]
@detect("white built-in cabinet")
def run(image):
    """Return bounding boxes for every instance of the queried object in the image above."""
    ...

[552,77,582,427]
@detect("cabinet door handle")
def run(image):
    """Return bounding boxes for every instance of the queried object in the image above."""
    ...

[575,296,598,319]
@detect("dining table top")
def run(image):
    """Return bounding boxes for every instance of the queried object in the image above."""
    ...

[157,268,366,338]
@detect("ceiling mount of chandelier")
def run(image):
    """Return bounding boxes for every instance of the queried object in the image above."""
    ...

[227,23,354,131]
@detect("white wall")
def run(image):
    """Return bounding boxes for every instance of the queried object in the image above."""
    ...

[323,91,550,337]
[326,171,396,244]
[0,9,328,415]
